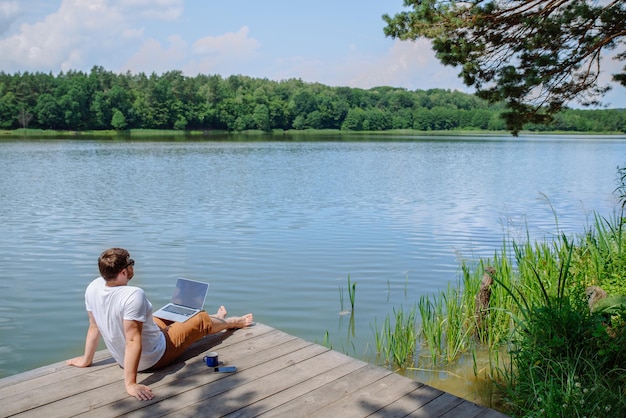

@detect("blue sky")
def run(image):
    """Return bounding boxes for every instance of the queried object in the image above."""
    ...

[1,0,624,108]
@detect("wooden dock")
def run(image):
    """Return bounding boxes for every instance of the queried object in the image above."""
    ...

[0,323,508,417]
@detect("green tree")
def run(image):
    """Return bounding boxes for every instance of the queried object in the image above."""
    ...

[0,90,18,129]
[341,108,365,130]
[413,108,433,130]
[111,109,127,130]
[305,110,323,129]
[430,106,458,130]
[292,114,306,130]
[470,109,492,130]
[253,104,271,131]
[34,93,62,129]
[392,108,414,129]
[383,1,626,135]
[363,108,392,131]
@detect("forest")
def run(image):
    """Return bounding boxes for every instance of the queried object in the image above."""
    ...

[1,66,624,134]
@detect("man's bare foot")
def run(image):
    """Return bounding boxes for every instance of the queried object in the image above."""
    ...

[226,313,254,329]
[215,305,227,319]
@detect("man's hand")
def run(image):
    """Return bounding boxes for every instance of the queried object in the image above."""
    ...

[66,356,92,368]
[126,383,154,401]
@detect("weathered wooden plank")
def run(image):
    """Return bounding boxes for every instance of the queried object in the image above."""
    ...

[411,392,466,417]
[0,350,115,397]
[0,323,510,418]
[169,348,359,417]
[2,359,125,417]
[0,323,275,406]
[257,363,392,417]
[80,337,317,418]
[303,371,425,418]
[123,341,332,418]
[14,326,300,418]
[368,383,445,418]
[440,399,495,418]
[225,355,369,417]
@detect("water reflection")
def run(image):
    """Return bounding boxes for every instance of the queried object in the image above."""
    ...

[0,136,623,395]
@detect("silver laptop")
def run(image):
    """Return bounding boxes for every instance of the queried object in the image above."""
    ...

[153,278,209,322]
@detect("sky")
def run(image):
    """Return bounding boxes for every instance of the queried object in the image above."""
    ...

[0,0,624,108]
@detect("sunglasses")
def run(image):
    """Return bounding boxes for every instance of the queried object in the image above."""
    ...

[125,259,135,269]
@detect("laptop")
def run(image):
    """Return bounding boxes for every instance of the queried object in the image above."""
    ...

[153,278,209,322]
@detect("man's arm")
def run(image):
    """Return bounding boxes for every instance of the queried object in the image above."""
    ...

[66,311,100,368]
[123,319,154,401]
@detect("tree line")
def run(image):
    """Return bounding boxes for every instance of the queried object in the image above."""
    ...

[0,66,624,133]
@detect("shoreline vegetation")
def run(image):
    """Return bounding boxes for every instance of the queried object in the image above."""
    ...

[359,183,626,415]
[2,128,626,139]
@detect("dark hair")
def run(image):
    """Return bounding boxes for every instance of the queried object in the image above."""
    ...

[98,248,131,280]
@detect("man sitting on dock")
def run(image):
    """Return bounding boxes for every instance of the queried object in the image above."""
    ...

[66,247,253,401]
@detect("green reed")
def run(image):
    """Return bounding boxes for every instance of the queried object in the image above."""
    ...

[414,225,588,375]
[417,281,476,366]
[338,275,357,313]
[348,275,356,311]
[375,185,626,414]
[372,304,418,370]
[338,284,345,312]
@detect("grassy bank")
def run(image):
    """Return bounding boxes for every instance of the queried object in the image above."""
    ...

[370,204,626,416]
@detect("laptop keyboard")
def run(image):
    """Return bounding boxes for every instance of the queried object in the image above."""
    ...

[162,305,196,316]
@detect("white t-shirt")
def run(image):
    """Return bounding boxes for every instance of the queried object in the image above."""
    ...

[85,277,166,371]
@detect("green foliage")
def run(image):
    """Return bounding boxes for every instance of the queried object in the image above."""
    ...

[110,109,127,130]
[0,67,624,134]
[417,282,474,366]
[616,165,626,209]
[573,209,626,295]
[502,296,626,417]
[383,1,626,135]
[373,305,418,370]
[347,275,356,311]
[414,190,626,414]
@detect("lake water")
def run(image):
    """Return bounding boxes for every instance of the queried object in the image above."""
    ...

[1,134,624,394]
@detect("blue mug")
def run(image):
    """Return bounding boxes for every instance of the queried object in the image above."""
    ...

[203,352,218,367]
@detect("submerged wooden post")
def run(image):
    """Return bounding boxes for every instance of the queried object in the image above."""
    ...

[475,266,496,341]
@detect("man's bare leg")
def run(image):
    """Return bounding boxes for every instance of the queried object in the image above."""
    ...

[209,305,253,333]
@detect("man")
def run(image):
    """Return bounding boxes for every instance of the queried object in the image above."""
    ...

[67,248,253,401]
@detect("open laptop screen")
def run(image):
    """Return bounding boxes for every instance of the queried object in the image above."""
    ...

[171,278,208,308]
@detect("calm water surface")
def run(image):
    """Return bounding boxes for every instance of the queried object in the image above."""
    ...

[1,134,624,396]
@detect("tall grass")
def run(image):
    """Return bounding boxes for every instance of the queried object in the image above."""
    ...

[410,203,626,414]
[372,304,418,370]
[416,282,474,366]
[348,275,356,311]
[331,170,626,415]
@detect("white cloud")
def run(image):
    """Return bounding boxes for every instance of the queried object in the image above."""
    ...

[122,27,144,40]
[122,34,188,74]
[267,55,325,83]
[0,0,186,73]
[183,27,262,76]
[263,38,470,92]
[341,39,469,91]
[115,0,183,21]
[192,26,261,57]
[0,0,127,72]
